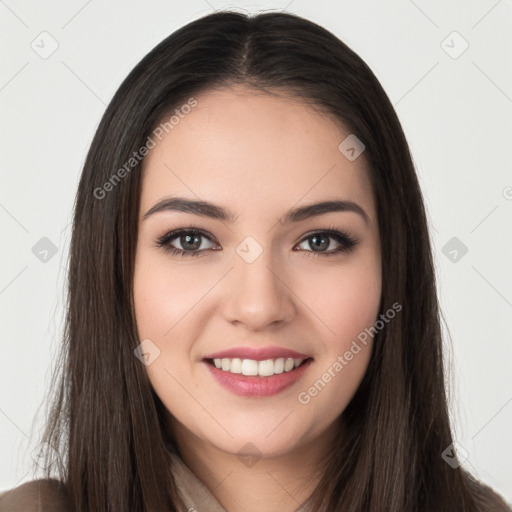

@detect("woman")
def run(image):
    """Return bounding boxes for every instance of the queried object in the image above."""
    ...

[1,10,509,512]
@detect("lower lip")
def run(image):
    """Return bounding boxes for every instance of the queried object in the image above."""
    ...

[204,359,313,397]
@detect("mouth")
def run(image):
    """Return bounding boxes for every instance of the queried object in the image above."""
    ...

[203,357,314,397]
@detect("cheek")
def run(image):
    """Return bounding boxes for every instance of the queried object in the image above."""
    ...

[294,255,381,348]
[330,274,381,344]
[132,251,200,381]
[133,257,202,416]
[133,250,213,340]
[292,258,381,412]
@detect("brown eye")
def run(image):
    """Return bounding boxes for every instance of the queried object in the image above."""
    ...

[156,228,217,258]
[296,229,358,257]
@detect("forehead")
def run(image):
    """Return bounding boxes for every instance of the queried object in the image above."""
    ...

[140,87,375,223]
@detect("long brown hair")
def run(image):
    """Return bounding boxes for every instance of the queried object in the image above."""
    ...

[34,10,510,511]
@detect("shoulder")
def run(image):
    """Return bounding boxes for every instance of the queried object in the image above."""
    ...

[465,473,512,512]
[0,478,70,512]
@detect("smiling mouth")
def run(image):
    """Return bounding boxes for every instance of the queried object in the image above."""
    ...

[205,357,313,377]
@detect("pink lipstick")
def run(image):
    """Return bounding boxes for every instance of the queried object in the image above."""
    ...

[202,346,313,397]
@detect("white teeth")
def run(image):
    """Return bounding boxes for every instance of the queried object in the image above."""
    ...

[241,359,259,376]
[258,359,274,377]
[230,358,242,374]
[274,358,285,374]
[211,356,306,376]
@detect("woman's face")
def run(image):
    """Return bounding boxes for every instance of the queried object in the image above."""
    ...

[133,87,381,459]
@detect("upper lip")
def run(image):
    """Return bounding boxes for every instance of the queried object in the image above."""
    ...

[203,346,311,361]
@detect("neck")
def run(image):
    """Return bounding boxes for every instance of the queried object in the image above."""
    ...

[169,419,339,512]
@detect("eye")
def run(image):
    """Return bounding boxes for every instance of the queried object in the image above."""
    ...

[155,228,218,258]
[155,226,359,259]
[295,228,359,258]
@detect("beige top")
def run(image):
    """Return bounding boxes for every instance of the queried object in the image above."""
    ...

[169,449,229,512]
[169,450,314,512]
[0,450,314,511]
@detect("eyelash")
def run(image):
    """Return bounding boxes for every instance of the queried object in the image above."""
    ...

[155,225,359,259]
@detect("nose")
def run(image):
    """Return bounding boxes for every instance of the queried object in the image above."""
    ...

[222,246,296,331]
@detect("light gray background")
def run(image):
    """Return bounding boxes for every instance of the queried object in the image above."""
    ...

[1,0,511,502]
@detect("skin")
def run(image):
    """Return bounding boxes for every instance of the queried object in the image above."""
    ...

[133,86,382,512]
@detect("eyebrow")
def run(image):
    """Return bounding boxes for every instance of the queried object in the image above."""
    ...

[143,196,369,225]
